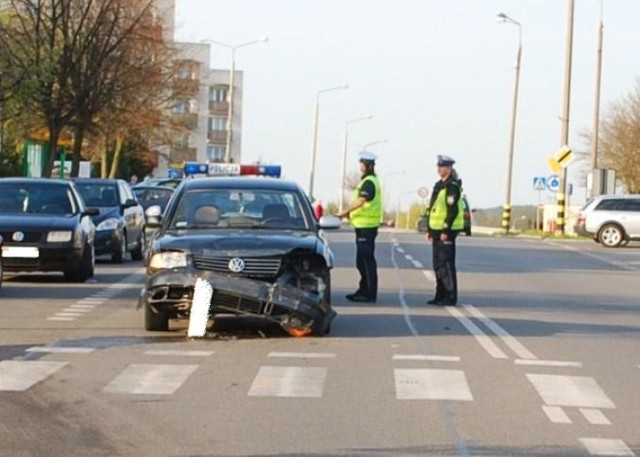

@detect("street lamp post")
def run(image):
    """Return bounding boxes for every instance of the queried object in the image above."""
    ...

[340,115,372,212]
[556,0,575,235]
[590,0,604,196]
[309,84,349,199]
[205,37,269,163]
[496,12,522,234]
[363,139,388,151]
[382,171,405,224]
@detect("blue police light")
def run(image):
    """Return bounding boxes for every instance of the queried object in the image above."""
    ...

[184,162,209,175]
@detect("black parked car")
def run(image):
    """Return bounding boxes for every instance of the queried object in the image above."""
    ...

[139,177,341,336]
[74,179,146,263]
[0,178,97,282]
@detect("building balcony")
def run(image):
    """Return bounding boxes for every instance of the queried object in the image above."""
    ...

[208,130,228,144]
[172,113,198,130]
[170,146,197,162]
[209,100,229,116]
[173,78,200,97]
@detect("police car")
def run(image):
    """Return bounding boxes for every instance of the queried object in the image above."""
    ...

[139,163,341,337]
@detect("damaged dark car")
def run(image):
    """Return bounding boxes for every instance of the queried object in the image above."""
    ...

[139,177,341,336]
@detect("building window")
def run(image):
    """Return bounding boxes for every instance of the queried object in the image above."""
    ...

[189,99,198,113]
[206,145,226,162]
[176,133,190,147]
[172,101,187,114]
[209,86,228,102]
[209,116,227,131]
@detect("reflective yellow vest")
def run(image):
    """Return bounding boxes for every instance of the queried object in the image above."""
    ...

[350,175,382,228]
[428,183,464,231]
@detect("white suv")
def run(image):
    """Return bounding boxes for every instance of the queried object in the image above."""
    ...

[574,195,640,247]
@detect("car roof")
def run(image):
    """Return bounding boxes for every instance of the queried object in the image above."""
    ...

[133,185,174,192]
[0,177,73,187]
[73,178,121,184]
[595,194,640,200]
[180,177,302,192]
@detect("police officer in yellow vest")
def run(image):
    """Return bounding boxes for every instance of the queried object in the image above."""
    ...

[426,154,464,306]
[336,151,382,303]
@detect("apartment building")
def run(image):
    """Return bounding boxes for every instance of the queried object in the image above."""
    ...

[153,0,243,177]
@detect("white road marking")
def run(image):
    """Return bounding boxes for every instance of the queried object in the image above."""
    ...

[54,313,84,318]
[0,361,67,391]
[144,350,214,357]
[463,305,537,360]
[422,270,435,282]
[26,347,95,354]
[394,368,473,401]
[412,260,424,269]
[46,317,76,321]
[62,307,92,313]
[579,438,635,456]
[396,247,405,254]
[515,359,582,368]
[248,366,327,398]
[580,408,612,426]
[404,254,414,262]
[103,364,198,395]
[527,374,616,409]
[393,355,460,362]
[268,352,336,359]
[76,299,105,305]
[446,307,508,359]
[69,304,97,309]
[542,405,572,424]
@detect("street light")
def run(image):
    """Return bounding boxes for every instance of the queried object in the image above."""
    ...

[339,115,372,212]
[363,139,388,150]
[590,0,604,196]
[308,84,349,199]
[382,171,405,224]
[556,0,575,235]
[496,12,522,234]
[204,36,269,163]
[395,190,417,230]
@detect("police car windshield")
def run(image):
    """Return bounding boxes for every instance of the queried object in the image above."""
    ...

[169,188,310,231]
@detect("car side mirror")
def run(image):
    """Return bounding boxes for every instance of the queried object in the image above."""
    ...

[318,215,341,230]
[123,198,138,209]
[83,207,99,217]
[145,205,163,227]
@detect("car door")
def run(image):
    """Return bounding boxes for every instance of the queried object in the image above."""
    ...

[621,198,640,237]
[118,181,143,248]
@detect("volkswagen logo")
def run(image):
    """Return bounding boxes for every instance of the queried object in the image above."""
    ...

[12,231,25,242]
[228,257,245,273]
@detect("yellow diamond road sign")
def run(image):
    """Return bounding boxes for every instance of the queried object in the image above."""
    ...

[547,145,575,173]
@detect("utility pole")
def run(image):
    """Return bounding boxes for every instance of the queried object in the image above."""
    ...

[590,0,604,196]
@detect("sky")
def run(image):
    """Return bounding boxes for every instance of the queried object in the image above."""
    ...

[174,0,640,210]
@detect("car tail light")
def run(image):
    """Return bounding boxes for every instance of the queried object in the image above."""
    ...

[577,214,586,225]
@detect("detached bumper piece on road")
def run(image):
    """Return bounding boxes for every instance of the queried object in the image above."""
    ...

[142,270,336,337]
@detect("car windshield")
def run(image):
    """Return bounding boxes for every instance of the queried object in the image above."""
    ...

[0,183,77,215]
[76,183,119,207]
[169,188,309,231]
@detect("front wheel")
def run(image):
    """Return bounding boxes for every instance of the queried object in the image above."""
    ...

[144,305,169,331]
[131,230,145,261]
[598,224,624,248]
[64,243,93,282]
[112,232,127,263]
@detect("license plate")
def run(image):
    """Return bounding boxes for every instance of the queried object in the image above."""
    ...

[2,246,40,258]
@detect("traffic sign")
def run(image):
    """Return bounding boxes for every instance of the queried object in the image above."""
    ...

[533,176,546,191]
[417,187,429,198]
[547,145,575,173]
[547,174,560,192]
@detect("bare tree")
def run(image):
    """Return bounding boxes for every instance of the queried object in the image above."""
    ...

[581,79,640,193]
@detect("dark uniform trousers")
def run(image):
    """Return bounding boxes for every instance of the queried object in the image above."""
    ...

[355,227,378,300]
[432,232,458,304]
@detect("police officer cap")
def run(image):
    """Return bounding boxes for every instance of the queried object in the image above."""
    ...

[358,151,377,163]
[437,154,455,167]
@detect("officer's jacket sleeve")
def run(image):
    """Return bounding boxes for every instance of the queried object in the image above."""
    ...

[444,180,461,231]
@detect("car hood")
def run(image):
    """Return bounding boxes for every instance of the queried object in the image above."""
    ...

[91,207,121,224]
[0,214,78,232]
[155,230,319,256]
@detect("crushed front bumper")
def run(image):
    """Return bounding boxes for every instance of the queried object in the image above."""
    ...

[139,267,332,325]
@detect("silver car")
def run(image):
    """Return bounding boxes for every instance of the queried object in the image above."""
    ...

[574,195,640,247]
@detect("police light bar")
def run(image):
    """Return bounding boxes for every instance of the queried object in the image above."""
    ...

[184,162,281,178]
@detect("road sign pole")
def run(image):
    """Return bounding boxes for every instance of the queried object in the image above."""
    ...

[536,190,541,231]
